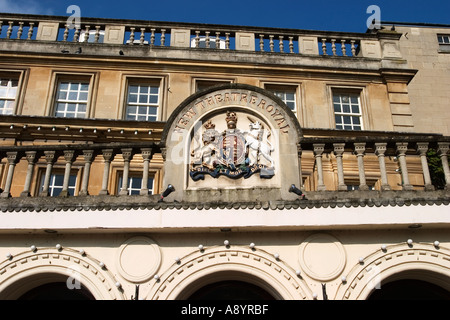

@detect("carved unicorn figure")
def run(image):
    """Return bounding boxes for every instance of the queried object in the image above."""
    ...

[245,120,275,168]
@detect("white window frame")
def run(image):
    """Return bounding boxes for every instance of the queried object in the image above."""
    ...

[117,173,155,195]
[264,83,298,113]
[332,91,363,131]
[437,34,450,44]
[0,78,19,115]
[39,171,78,197]
[125,82,160,121]
[54,80,90,118]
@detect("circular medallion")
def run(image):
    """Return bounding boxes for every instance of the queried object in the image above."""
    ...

[298,233,347,281]
[116,236,161,283]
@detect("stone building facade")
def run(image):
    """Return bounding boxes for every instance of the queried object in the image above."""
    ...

[0,14,449,300]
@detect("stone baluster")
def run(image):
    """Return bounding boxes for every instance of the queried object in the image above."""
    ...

[321,38,327,55]
[341,39,347,56]
[99,149,115,195]
[0,151,19,198]
[194,31,200,48]
[437,142,450,189]
[17,22,24,39]
[313,144,326,191]
[269,35,274,52]
[354,143,369,190]
[160,29,166,46]
[205,31,210,48]
[416,142,434,191]
[215,32,221,48]
[119,148,133,195]
[351,40,356,56]
[225,33,230,49]
[128,27,135,44]
[140,148,153,195]
[375,143,391,191]
[63,24,69,41]
[79,150,95,196]
[94,26,101,43]
[83,26,90,43]
[333,143,347,191]
[289,36,294,53]
[6,21,13,39]
[259,34,264,51]
[331,39,337,56]
[40,151,57,197]
[73,28,80,42]
[150,28,156,46]
[396,142,413,190]
[139,28,145,45]
[20,151,38,197]
[27,22,35,40]
[279,35,284,52]
[60,150,76,197]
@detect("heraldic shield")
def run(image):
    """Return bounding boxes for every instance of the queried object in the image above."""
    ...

[190,110,275,181]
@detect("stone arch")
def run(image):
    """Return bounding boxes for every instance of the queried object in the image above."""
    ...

[0,247,125,300]
[146,246,312,300]
[161,83,303,145]
[335,243,450,300]
[161,83,304,202]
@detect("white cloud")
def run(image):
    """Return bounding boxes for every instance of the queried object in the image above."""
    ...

[0,0,54,15]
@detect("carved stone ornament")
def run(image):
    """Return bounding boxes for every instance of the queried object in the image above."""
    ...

[190,110,275,181]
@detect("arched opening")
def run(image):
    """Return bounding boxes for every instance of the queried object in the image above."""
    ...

[18,282,95,300]
[187,280,276,300]
[368,279,450,300]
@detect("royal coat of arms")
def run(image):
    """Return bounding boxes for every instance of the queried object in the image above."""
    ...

[190,111,275,181]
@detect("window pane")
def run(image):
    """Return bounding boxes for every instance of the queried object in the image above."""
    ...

[139,95,148,104]
[343,116,351,124]
[285,92,295,100]
[150,86,159,94]
[70,83,79,91]
[148,106,157,115]
[352,105,360,114]
[139,86,149,94]
[7,87,17,98]
[59,82,69,90]
[149,95,158,104]
[78,104,86,112]
[129,85,138,94]
[79,92,88,101]
[342,104,350,113]
[128,93,137,103]
[68,91,78,100]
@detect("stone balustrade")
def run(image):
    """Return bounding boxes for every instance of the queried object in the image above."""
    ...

[0,142,161,198]
[0,136,447,200]
[299,136,450,193]
[0,13,402,59]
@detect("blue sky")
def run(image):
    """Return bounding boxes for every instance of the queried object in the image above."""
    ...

[1,0,449,32]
